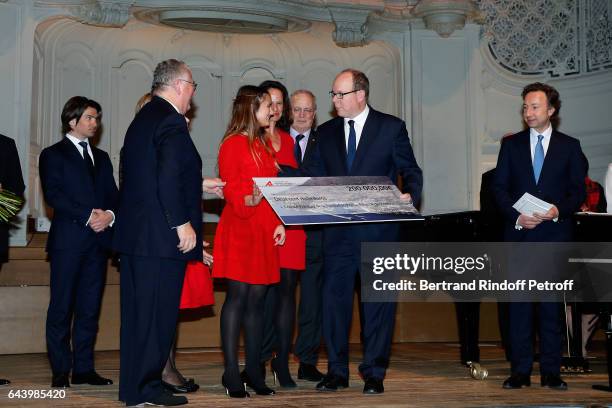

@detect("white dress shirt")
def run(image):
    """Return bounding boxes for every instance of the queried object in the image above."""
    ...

[66,133,94,164]
[529,125,552,162]
[516,124,556,229]
[65,133,115,227]
[289,127,311,161]
[344,105,370,150]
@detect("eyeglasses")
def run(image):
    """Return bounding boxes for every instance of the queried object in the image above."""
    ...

[178,78,198,90]
[292,107,314,114]
[329,90,358,99]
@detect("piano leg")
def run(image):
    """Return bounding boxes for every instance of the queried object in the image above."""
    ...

[592,315,612,391]
[562,302,586,372]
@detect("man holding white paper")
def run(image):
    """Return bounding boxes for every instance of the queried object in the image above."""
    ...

[493,83,586,391]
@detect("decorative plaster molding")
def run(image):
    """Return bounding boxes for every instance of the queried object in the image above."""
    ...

[332,20,368,47]
[413,0,477,38]
[324,5,374,47]
[31,0,478,45]
[70,0,133,27]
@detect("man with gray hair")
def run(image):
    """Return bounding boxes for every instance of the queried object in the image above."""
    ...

[289,89,325,382]
[114,59,201,406]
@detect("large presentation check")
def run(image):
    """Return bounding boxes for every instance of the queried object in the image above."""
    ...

[253,176,422,225]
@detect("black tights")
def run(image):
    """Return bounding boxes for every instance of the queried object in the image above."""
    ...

[272,269,298,373]
[220,279,268,390]
[162,336,186,385]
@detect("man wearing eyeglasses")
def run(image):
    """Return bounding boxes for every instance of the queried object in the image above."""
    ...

[287,90,326,382]
[293,69,422,395]
[114,59,202,407]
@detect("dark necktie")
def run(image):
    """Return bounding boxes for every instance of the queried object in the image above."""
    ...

[347,120,356,171]
[294,134,305,166]
[79,141,95,180]
[533,134,544,183]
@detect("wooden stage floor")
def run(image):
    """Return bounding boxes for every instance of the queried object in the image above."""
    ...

[0,343,611,407]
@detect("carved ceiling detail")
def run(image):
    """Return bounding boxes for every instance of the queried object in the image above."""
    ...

[478,0,612,77]
[30,0,480,46]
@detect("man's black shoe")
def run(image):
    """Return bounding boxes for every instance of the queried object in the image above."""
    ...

[541,374,567,390]
[0,379,10,386]
[316,375,348,392]
[71,371,113,385]
[51,373,70,388]
[502,373,531,389]
[363,377,384,394]
[144,392,188,406]
[298,363,324,382]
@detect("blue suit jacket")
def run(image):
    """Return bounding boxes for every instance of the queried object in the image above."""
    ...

[113,96,202,261]
[493,129,586,242]
[297,107,423,248]
[39,137,118,252]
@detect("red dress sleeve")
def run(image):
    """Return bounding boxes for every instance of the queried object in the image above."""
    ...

[275,130,306,270]
[219,136,258,219]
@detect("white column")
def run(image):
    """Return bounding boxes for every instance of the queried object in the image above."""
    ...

[606,163,612,214]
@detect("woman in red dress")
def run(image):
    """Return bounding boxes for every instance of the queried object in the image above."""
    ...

[258,80,306,388]
[213,85,286,398]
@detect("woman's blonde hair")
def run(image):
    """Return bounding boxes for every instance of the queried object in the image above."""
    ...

[135,93,152,114]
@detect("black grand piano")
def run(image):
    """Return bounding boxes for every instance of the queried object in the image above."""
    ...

[400,209,612,388]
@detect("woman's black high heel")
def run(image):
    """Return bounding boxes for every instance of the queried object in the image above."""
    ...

[271,357,297,388]
[221,375,250,398]
[240,371,276,395]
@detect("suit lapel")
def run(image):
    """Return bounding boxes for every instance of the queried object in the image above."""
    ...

[350,108,377,173]
[61,137,95,189]
[303,130,317,162]
[330,119,348,174]
[92,148,104,181]
[517,131,536,188]
[60,137,85,164]
[538,130,559,186]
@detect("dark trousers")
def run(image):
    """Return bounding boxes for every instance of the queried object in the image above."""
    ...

[323,239,396,380]
[119,255,185,406]
[294,228,324,365]
[46,246,107,375]
[454,302,480,364]
[509,302,562,375]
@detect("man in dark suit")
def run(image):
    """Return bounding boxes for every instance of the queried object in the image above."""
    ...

[288,89,325,382]
[493,82,586,390]
[39,96,118,388]
[295,69,422,394]
[114,59,202,407]
[0,134,25,386]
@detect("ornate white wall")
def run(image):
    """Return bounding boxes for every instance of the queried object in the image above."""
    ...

[29,18,401,222]
[1,0,612,245]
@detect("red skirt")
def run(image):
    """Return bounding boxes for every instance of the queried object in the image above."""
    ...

[180,261,215,309]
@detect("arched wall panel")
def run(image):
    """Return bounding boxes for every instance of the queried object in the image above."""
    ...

[30,18,402,221]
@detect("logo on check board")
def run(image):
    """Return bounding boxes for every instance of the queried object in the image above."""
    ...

[265,181,274,186]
